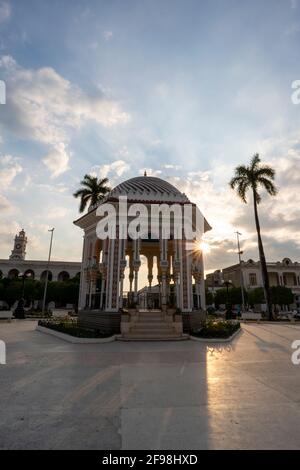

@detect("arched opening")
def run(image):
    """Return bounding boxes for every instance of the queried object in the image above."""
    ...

[58,271,70,282]
[8,269,19,279]
[40,270,53,282]
[24,269,35,280]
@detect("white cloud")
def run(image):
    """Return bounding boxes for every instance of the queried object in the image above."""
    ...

[0,55,130,177]
[0,193,12,211]
[42,143,70,178]
[0,154,22,189]
[163,164,182,170]
[46,205,70,219]
[92,159,130,180]
[103,30,113,41]
[0,1,10,24]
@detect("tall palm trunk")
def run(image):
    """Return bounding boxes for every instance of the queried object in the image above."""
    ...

[253,190,272,320]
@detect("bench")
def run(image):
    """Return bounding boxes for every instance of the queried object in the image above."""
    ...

[241,312,262,322]
[0,311,13,322]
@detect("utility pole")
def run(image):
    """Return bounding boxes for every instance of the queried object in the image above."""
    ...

[42,228,55,315]
[235,231,245,312]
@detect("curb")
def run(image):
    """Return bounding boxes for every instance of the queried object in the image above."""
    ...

[190,326,242,343]
[36,325,117,343]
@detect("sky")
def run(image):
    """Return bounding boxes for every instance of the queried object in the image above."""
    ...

[0,0,300,274]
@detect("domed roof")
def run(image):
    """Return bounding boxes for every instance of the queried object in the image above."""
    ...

[107,176,190,203]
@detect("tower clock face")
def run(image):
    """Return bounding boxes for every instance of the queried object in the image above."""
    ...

[16,243,21,249]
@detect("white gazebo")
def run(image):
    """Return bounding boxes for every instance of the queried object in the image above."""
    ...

[74,174,211,339]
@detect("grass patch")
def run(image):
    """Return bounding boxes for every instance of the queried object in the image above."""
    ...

[192,320,240,339]
[38,319,112,338]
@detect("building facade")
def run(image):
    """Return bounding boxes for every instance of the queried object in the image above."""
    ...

[208,258,300,309]
[0,230,81,282]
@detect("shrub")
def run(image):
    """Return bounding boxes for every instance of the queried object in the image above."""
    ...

[38,319,111,338]
[193,320,240,339]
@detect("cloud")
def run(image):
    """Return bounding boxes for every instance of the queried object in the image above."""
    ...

[0,1,10,24]
[103,30,113,41]
[138,138,300,273]
[0,193,13,212]
[42,143,70,178]
[91,159,130,180]
[0,154,22,189]
[0,55,130,177]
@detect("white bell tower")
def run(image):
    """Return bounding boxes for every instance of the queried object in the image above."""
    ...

[10,229,27,260]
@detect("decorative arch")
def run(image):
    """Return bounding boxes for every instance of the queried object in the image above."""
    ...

[24,269,35,280]
[40,270,53,282]
[58,271,70,282]
[8,269,19,279]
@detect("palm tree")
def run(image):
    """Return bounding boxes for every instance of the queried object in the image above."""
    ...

[73,174,111,213]
[229,154,278,320]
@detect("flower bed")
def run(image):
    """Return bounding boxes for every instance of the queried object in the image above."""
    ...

[192,320,240,339]
[38,319,111,338]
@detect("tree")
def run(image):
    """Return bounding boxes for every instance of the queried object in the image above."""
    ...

[270,286,294,310]
[73,174,111,213]
[229,154,278,320]
[205,290,215,306]
[215,286,247,307]
[248,287,265,307]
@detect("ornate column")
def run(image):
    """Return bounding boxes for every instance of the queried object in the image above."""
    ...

[160,238,168,311]
[179,236,193,312]
[119,237,127,309]
[147,255,153,289]
[133,238,141,303]
[105,227,121,312]
[78,235,87,310]
[173,239,181,309]
[89,256,101,309]
[192,251,205,310]
[99,238,108,311]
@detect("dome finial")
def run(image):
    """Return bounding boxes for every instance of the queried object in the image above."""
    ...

[144,170,147,177]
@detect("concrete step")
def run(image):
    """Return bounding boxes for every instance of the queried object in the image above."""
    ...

[136,322,167,324]
[132,329,176,335]
[138,314,165,320]
[132,325,174,330]
[119,334,188,341]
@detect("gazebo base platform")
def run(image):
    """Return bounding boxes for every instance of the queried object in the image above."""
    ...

[78,308,206,340]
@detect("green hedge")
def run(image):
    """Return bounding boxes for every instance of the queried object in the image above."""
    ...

[38,319,112,338]
[193,320,240,339]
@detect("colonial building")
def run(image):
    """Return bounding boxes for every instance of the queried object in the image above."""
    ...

[74,174,211,339]
[207,258,300,309]
[0,230,81,282]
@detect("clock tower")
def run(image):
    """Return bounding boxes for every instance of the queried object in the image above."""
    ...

[10,229,27,260]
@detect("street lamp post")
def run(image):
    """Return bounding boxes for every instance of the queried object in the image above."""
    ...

[235,231,246,313]
[42,228,54,315]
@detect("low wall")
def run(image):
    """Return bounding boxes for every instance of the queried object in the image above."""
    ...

[78,310,121,334]
[182,311,206,333]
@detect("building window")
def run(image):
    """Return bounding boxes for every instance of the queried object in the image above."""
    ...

[249,273,257,286]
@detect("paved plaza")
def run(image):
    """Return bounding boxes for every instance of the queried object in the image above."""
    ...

[0,321,300,449]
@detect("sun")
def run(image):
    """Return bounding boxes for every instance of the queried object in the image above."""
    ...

[195,240,211,254]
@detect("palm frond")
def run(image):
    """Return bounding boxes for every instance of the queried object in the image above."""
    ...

[257,177,278,196]
[250,153,261,171]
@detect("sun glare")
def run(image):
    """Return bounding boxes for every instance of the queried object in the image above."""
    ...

[197,241,211,254]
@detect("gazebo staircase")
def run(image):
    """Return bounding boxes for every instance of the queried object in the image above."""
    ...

[119,309,189,341]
